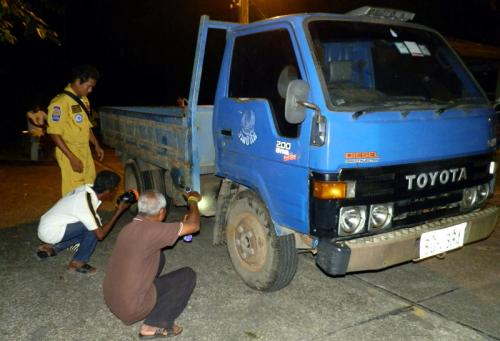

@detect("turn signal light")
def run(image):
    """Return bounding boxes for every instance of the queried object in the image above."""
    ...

[313,180,355,199]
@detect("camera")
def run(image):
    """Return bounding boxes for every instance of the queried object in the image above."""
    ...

[117,189,138,204]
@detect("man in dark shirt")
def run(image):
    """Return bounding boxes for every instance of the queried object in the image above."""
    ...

[103,190,201,338]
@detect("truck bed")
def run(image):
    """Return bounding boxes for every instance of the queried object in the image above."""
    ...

[99,105,215,181]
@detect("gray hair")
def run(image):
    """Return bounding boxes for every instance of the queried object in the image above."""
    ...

[137,191,167,216]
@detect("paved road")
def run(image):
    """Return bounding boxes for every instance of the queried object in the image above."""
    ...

[0,206,499,340]
[1,148,499,340]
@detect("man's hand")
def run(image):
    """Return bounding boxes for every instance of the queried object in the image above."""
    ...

[179,191,201,237]
[69,156,84,173]
[95,144,104,161]
[184,191,202,202]
[116,200,131,212]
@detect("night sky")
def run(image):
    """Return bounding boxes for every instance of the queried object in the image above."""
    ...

[1,0,499,144]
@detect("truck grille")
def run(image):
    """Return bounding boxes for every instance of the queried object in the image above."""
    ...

[310,153,494,238]
[392,190,462,227]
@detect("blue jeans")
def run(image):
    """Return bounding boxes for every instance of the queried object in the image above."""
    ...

[53,222,97,263]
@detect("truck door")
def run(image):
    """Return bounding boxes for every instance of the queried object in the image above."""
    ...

[214,27,311,234]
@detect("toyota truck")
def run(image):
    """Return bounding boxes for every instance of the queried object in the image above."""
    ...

[100,7,499,291]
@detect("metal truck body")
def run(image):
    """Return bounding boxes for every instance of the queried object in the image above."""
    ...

[101,10,499,291]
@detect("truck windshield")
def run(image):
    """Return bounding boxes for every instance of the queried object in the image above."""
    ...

[307,20,487,110]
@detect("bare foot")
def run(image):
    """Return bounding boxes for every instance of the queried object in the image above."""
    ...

[36,244,56,260]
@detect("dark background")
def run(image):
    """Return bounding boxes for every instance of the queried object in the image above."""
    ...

[1,0,500,144]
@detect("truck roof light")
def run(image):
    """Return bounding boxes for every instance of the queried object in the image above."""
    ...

[313,180,355,199]
[346,6,415,22]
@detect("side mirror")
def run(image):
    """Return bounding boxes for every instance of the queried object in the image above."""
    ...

[285,79,310,124]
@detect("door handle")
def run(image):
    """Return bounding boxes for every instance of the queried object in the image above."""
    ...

[221,129,232,137]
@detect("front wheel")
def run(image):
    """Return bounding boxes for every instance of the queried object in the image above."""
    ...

[225,191,298,291]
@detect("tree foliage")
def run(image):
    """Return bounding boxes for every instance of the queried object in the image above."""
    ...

[0,0,59,44]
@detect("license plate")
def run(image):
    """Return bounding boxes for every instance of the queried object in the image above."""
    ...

[419,222,467,259]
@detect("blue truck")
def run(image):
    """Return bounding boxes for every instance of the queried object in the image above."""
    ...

[100,8,499,291]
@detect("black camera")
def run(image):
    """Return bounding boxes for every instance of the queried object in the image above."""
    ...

[117,189,138,204]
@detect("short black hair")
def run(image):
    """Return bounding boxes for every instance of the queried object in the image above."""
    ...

[93,171,120,194]
[71,64,100,83]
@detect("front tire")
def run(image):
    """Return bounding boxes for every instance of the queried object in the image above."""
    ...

[225,191,298,291]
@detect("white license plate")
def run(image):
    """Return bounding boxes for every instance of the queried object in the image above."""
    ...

[419,223,467,259]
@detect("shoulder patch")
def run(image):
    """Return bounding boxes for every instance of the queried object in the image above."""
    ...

[51,106,62,122]
[71,105,82,113]
[74,114,83,123]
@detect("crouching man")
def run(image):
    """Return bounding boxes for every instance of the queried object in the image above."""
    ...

[36,170,130,275]
[103,190,201,338]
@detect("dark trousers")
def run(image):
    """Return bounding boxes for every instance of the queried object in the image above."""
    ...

[144,253,196,329]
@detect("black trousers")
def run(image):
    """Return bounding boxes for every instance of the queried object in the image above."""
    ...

[144,253,196,329]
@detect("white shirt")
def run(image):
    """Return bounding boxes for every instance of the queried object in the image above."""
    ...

[38,185,102,244]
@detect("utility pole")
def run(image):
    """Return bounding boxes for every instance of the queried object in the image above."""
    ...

[230,0,250,23]
[238,0,249,23]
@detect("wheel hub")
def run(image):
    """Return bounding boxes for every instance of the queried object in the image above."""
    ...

[232,213,267,270]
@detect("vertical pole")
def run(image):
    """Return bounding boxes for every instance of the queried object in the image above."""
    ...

[495,63,500,102]
[239,0,249,24]
[187,15,210,192]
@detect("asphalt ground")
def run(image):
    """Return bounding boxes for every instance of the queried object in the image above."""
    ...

[0,148,499,340]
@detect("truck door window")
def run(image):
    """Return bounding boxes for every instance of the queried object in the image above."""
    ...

[229,29,302,138]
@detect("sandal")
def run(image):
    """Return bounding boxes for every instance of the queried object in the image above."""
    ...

[67,263,97,276]
[35,244,56,260]
[138,324,183,339]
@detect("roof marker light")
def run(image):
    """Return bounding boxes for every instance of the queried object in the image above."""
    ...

[347,6,415,22]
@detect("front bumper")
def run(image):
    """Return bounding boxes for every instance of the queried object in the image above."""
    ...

[316,206,500,275]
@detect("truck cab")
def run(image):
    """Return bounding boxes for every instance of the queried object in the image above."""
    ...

[212,10,498,289]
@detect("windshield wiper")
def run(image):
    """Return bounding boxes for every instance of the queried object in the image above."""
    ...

[352,100,433,120]
[352,104,394,120]
[434,97,485,115]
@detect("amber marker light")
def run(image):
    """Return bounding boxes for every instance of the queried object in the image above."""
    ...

[313,180,347,199]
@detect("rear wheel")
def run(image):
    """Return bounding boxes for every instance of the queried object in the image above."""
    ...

[225,191,298,291]
[124,161,144,215]
[146,169,171,211]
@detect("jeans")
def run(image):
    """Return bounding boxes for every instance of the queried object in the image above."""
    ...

[53,221,97,263]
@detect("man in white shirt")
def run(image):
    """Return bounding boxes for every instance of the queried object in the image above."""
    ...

[36,170,130,275]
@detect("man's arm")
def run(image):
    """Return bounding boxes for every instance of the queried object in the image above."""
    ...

[179,192,201,237]
[28,117,45,128]
[50,134,83,173]
[93,201,129,240]
[89,129,104,161]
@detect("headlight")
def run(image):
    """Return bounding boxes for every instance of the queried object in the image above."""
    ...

[461,187,477,209]
[476,183,490,204]
[368,203,393,230]
[339,206,366,236]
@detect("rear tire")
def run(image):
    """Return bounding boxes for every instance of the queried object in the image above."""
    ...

[124,161,144,215]
[225,191,298,291]
[142,169,172,211]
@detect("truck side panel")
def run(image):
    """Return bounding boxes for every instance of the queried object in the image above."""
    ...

[100,105,215,190]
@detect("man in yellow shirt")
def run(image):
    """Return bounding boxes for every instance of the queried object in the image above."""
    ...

[47,65,104,196]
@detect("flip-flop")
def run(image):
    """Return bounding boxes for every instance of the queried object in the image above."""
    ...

[67,263,97,276]
[138,325,183,339]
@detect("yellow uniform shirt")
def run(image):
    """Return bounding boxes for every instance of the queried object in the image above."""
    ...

[48,85,96,196]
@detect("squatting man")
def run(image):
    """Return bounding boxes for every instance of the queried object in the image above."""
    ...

[103,190,201,338]
[36,170,129,275]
